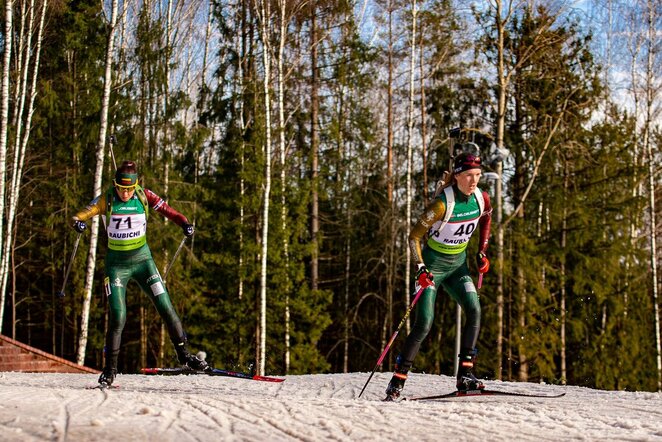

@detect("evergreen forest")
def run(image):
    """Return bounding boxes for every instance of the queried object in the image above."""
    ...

[0,0,660,392]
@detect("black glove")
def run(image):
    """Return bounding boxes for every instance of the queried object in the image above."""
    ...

[415,264,434,289]
[182,223,195,237]
[72,219,87,233]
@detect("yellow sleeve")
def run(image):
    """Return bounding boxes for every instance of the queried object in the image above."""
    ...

[408,198,446,265]
[73,194,106,222]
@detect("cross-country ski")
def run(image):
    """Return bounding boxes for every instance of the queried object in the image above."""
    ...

[141,366,285,383]
[406,388,566,401]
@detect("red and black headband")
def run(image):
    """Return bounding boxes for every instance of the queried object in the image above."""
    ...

[453,154,481,174]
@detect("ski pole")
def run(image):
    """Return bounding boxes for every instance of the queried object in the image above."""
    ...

[358,280,435,398]
[57,231,82,298]
[477,272,484,289]
[108,134,117,170]
[163,236,187,284]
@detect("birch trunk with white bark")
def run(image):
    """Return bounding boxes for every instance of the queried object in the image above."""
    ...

[76,0,119,365]
[0,0,13,331]
[276,0,291,373]
[256,0,272,377]
[642,0,661,392]
[0,0,47,333]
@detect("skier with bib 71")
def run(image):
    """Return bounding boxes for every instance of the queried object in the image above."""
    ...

[72,160,208,387]
[385,152,493,401]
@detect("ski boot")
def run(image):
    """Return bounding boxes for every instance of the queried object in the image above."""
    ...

[384,372,407,401]
[456,349,484,391]
[98,367,117,387]
[384,356,410,401]
[175,339,210,372]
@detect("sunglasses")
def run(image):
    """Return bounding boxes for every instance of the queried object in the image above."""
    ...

[114,181,137,192]
[463,155,481,165]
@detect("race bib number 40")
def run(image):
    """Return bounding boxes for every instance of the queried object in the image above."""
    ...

[429,219,478,254]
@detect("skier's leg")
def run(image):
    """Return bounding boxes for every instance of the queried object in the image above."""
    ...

[135,258,208,371]
[443,263,483,390]
[385,283,439,400]
[100,266,131,385]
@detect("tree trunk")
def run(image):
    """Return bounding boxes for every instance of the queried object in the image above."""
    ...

[419,21,428,203]
[405,0,417,334]
[560,163,568,384]
[384,0,397,370]
[140,303,147,369]
[339,9,350,375]
[343,232,350,373]
[276,0,291,374]
[0,0,47,332]
[386,0,394,205]
[494,0,507,381]
[0,0,13,331]
[76,0,119,365]
[256,0,272,377]
[643,0,661,391]
[236,0,249,367]
[310,4,319,292]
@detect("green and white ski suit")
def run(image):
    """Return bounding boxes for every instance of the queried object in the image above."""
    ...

[74,186,191,371]
[397,184,492,370]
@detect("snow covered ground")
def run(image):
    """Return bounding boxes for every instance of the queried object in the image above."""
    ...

[0,370,660,441]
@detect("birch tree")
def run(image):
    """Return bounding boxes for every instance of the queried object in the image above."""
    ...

[277,0,291,373]
[255,0,273,377]
[620,0,661,391]
[0,0,12,332]
[0,0,47,332]
[275,0,308,373]
[640,0,661,391]
[76,0,119,365]
[234,0,248,367]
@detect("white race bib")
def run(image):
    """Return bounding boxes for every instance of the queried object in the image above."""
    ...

[107,213,147,250]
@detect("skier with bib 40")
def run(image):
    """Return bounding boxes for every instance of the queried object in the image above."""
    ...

[72,160,208,387]
[385,152,492,401]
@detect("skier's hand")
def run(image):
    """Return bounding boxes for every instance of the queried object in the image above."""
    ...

[415,264,434,289]
[72,219,87,233]
[476,252,490,274]
[182,223,195,237]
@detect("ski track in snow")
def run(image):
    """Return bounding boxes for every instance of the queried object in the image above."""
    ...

[0,371,660,441]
